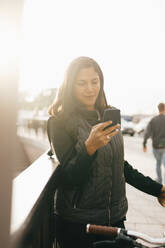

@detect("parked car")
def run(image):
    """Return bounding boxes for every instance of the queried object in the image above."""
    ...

[121,118,135,136]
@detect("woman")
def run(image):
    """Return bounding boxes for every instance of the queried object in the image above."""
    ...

[47,56,165,248]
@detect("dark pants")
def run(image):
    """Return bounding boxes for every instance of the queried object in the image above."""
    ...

[54,214,126,248]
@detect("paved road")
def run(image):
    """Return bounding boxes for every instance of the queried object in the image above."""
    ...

[123,135,165,244]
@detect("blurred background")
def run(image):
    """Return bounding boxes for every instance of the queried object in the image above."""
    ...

[17,0,165,144]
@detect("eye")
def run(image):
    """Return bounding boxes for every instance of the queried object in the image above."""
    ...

[76,81,86,86]
[92,80,99,85]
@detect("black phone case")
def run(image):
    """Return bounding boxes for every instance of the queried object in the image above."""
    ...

[103,109,121,130]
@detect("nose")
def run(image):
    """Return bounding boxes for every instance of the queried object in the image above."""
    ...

[86,83,93,92]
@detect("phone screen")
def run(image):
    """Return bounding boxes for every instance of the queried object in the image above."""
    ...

[103,109,121,130]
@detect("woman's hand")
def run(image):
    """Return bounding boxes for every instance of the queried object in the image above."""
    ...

[157,185,165,207]
[85,120,120,155]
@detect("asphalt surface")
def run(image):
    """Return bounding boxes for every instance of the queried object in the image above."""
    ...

[123,135,165,246]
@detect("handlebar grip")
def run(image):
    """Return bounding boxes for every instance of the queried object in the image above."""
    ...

[86,224,119,237]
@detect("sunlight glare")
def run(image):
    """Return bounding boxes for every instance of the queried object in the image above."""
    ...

[19,0,165,114]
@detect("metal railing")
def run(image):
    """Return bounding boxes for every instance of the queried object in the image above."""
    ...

[10,151,59,248]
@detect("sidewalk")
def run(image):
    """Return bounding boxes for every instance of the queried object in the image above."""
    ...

[124,136,165,244]
[126,184,165,239]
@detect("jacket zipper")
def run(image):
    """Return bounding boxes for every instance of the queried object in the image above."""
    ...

[108,192,111,225]
[73,190,80,209]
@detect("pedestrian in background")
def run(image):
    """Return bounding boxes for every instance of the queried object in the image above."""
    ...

[143,102,165,184]
[47,57,165,248]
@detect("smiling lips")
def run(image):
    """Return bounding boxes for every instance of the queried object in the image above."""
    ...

[84,95,95,98]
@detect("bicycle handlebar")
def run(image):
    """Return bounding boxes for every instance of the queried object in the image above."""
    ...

[86,224,119,237]
[127,230,165,245]
[86,224,165,246]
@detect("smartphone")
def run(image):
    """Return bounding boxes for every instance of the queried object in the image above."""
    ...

[103,109,121,130]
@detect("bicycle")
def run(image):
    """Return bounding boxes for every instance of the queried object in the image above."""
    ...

[86,224,165,248]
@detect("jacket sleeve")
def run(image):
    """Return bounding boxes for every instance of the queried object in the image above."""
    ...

[47,117,96,187]
[124,160,162,197]
[143,121,152,148]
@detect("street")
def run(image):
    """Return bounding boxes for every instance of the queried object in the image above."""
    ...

[123,135,165,241]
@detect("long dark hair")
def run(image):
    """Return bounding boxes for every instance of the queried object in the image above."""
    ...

[48,56,108,117]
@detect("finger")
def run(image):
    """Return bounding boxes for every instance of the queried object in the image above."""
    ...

[158,197,165,207]
[97,120,113,131]
[103,124,120,135]
[160,200,165,207]
[104,129,119,142]
[109,129,119,138]
[92,122,108,131]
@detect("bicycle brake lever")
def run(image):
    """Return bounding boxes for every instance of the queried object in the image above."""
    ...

[92,240,117,248]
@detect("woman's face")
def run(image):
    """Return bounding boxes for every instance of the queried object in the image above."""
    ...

[74,67,101,110]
